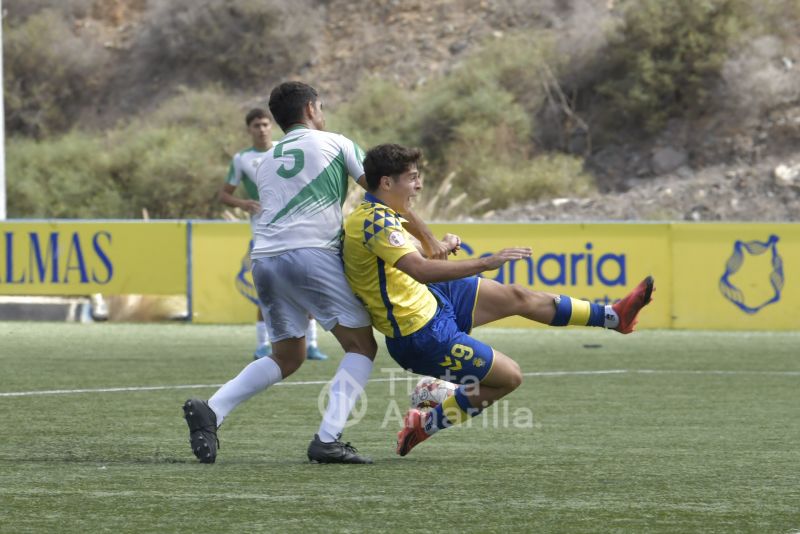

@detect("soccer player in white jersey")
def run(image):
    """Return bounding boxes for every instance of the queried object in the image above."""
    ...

[218,108,328,361]
[183,82,449,464]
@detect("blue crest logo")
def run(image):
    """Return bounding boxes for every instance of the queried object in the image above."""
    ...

[235,239,260,306]
[719,235,784,314]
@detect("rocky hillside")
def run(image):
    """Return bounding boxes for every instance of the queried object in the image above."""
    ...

[490,111,800,222]
[309,0,800,222]
[17,0,800,222]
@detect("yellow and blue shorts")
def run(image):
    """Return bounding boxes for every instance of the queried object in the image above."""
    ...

[385,277,494,383]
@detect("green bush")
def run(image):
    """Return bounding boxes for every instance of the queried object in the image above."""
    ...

[442,146,594,211]
[509,153,595,201]
[7,89,258,219]
[598,0,752,131]
[3,9,110,137]
[146,86,245,133]
[109,127,218,218]
[107,89,248,218]
[331,31,587,213]
[6,132,126,218]
[327,78,416,149]
[411,32,556,169]
[134,0,323,87]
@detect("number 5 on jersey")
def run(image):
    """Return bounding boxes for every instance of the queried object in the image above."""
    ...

[274,137,305,178]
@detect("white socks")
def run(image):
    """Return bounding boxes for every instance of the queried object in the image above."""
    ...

[317,352,373,443]
[306,319,318,348]
[207,347,373,438]
[208,356,283,427]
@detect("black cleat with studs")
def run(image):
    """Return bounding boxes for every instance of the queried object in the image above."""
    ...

[307,433,373,464]
[183,399,219,464]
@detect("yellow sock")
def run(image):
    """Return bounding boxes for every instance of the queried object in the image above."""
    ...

[550,295,606,327]
[567,298,591,326]
[440,392,470,426]
[424,387,478,435]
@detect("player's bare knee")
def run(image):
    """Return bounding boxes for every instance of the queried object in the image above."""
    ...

[505,359,523,391]
[342,336,377,359]
[487,352,523,392]
[271,354,303,377]
[359,335,378,358]
[333,326,377,359]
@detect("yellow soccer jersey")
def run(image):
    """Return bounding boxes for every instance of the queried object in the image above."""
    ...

[343,194,437,338]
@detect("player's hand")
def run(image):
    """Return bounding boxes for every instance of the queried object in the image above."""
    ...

[242,200,261,214]
[442,233,461,256]
[423,238,450,260]
[482,247,532,270]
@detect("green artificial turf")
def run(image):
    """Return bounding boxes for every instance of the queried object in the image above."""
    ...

[0,323,798,533]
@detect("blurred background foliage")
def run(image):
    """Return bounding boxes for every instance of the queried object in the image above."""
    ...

[132,0,322,87]
[7,89,243,218]
[3,0,799,219]
[597,0,752,132]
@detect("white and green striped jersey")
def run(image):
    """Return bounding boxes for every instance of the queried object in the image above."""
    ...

[226,147,270,201]
[251,126,366,258]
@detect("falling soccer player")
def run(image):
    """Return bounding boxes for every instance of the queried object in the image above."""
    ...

[341,143,654,457]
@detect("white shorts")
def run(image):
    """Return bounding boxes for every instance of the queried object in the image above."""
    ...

[251,248,372,342]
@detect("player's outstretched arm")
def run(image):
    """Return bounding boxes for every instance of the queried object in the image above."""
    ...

[395,247,532,284]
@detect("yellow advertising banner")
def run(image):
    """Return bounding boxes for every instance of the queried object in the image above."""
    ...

[190,222,255,324]
[189,222,674,328]
[0,221,187,296]
[428,223,672,329]
[671,223,798,330]
[7,220,790,330]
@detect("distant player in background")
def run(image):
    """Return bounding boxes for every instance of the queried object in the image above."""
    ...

[218,108,328,361]
[342,143,655,457]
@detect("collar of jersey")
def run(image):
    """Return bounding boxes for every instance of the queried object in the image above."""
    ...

[284,124,310,133]
[364,193,407,220]
[364,192,391,209]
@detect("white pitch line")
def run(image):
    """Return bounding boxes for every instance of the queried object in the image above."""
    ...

[527,369,628,377]
[0,384,227,397]
[633,369,800,376]
[0,368,797,398]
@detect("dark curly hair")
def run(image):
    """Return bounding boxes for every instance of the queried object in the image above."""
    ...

[363,144,422,191]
